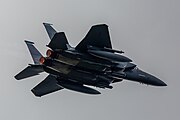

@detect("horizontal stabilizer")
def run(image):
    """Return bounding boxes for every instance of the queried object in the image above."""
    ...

[14,65,43,80]
[47,32,69,50]
[43,23,57,40]
[31,75,63,97]
[25,40,43,64]
[76,24,112,51]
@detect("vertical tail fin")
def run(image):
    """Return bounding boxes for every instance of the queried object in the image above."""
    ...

[75,24,112,51]
[47,32,69,50]
[43,23,69,50]
[43,23,57,40]
[25,40,42,64]
[14,41,44,80]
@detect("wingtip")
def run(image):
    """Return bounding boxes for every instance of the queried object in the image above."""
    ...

[31,89,41,97]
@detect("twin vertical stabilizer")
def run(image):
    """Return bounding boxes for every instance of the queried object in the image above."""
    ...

[43,23,69,50]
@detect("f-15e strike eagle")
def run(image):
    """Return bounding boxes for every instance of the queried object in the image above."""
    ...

[15,23,167,97]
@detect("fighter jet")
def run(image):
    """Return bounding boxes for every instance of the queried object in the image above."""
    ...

[14,23,167,97]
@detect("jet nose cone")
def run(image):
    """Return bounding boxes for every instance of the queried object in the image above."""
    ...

[149,75,167,86]
[136,69,167,86]
[155,79,167,86]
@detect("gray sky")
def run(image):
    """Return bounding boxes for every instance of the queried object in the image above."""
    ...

[0,0,179,120]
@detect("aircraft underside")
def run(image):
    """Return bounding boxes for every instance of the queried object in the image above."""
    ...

[15,23,167,97]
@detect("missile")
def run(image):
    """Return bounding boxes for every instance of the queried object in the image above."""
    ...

[88,45,124,53]
[88,50,132,62]
[57,80,101,95]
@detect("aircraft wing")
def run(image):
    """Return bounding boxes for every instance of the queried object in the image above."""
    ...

[31,75,63,97]
[75,24,112,51]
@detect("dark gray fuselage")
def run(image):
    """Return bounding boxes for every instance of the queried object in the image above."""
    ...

[43,50,166,88]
